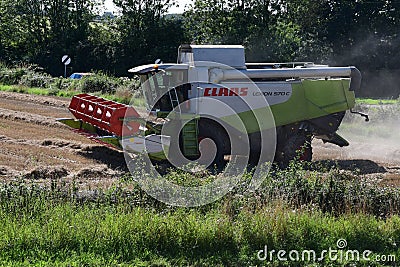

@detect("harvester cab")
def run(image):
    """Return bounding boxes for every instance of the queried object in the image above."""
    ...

[59,44,367,169]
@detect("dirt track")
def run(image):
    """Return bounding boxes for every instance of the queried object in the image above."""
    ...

[0,92,126,189]
[0,91,399,187]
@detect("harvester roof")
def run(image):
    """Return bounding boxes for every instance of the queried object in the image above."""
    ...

[128,63,188,74]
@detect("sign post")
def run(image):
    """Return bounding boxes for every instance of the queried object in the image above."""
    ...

[61,55,71,78]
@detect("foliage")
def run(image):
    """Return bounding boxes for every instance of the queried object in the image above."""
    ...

[19,71,54,88]
[0,64,140,99]
[184,0,302,62]
[0,67,26,85]
[259,161,400,217]
[75,72,121,94]
[0,163,399,265]
[0,0,99,75]
[111,0,186,74]
[0,0,399,97]
[356,98,399,105]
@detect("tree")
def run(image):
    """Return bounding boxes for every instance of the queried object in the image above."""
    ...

[283,0,400,96]
[112,0,186,74]
[0,0,33,62]
[184,0,304,62]
[37,0,99,75]
[0,0,99,75]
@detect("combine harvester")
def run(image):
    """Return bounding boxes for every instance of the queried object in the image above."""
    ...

[59,45,368,170]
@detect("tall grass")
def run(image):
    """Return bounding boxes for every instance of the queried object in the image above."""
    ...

[0,162,399,265]
[255,161,400,217]
[1,202,399,266]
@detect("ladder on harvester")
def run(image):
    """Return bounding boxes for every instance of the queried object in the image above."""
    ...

[168,87,199,157]
[181,119,199,157]
[168,87,181,113]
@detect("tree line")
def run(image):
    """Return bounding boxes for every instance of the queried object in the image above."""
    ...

[0,0,399,97]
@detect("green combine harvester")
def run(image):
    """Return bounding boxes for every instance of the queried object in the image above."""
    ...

[59,44,368,170]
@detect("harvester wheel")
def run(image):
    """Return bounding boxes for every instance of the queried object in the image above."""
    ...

[198,119,231,172]
[277,131,312,168]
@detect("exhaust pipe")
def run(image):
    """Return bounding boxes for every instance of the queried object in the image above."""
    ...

[349,66,362,91]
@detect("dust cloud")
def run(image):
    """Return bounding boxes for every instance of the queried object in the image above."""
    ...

[315,103,400,166]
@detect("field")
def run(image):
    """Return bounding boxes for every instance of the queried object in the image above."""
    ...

[0,91,398,186]
[0,91,399,266]
[0,91,127,188]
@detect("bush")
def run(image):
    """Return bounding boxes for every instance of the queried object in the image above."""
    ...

[244,161,400,218]
[77,72,123,94]
[49,77,77,91]
[0,63,54,88]
[0,63,141,98]
[110,78,141,103]
[19,71,53,88]
[0,67,26,85]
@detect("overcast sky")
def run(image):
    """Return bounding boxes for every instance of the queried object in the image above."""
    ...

[104,0,193,14]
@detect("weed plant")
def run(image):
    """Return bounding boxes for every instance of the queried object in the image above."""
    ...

[0,161,399,265]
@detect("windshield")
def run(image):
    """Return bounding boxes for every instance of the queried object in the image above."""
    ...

[139,70,187,109]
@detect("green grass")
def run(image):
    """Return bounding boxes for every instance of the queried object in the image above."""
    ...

[339,99,400,141]
[0,84,136,104]
[356,98,399,105]
[2,83,398,107]
[0,202,399,266]
[0,84,49,95]
[0,84,78,98]
[0,163,399,266]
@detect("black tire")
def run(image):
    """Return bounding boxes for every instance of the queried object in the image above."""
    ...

[152,119,231,174]
[276,131,312,168]
[197,119,231,172]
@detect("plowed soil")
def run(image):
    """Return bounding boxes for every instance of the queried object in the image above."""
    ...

[0,92,126,189]
[0,91,399,187]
